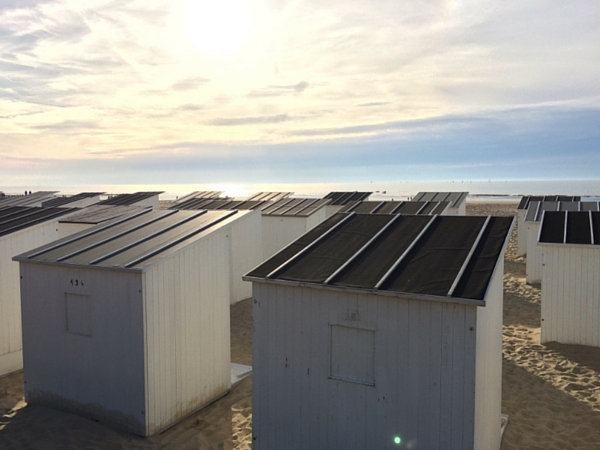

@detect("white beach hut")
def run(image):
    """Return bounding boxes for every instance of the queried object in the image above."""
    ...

[524,201,593,284]
[516,195,580,256]
[412,192,469,215]
[323,191,372,216]
[14,209,249,436]
[261,197,331,260]
[0,206,77,376]
[245,212,514,450]
[339,200,451,215]
[539,210,600,346]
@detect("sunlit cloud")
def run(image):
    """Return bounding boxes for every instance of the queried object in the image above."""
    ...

[0,0,599,184]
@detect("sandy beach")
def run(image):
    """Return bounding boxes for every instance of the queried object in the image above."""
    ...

[2,202,600,449]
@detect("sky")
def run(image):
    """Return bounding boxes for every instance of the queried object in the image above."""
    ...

[1,0,599,186]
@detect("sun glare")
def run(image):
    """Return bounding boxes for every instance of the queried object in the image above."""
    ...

[183,0,253,56]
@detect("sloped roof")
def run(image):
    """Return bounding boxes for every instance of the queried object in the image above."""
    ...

[15,209,247,271]
[171,191,224,207]
[58,204,149,224]
[41,192,103,208]
[0,206,77,238]
[247,192,293,202]
[525,201,598,222]
[517,195,581,210]
[539,211,600,245]
[339,200,449,215]
[172,198,268,210]
[261,198,331,217]
[0,191,58,207]
[412,192,469,208]
[97,192,163,206]
[245,212,513,304]
[323,192,372,206]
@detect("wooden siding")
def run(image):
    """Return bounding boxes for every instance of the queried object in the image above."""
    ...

[20,264,147,435]
[517,210,527,256]
[230,209,262,304]
[252,283,480,450]
[143,227,231,435]
[541,245,600,346]
[526,222,543,284]
[0,221,62,376]
[474,259,504,450]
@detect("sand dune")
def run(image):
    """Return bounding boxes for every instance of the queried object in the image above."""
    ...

[1,202,599,449]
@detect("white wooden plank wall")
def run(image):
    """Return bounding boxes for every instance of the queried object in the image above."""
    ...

[230,210,262,304]
[0,222,62,376]
[20,264,146,435]
[525,223,542,284]
[517,210,528,256]
[541,245,600,346]
[252,283,479,449]
[262,216,309,260]
[474,260,504,450]
[143,229,231,435]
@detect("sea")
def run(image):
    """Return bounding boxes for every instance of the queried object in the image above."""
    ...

[3,179,600,202]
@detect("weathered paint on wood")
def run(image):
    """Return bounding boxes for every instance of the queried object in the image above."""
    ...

[541,244,600,346]
[252,282,503,450]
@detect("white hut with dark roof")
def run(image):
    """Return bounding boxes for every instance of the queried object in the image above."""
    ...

[14,209,249,436]
[0,206,77,376]
[525,201,596,284]
[245,212,513,450]
[412,192,469,215]
[97,191,163,209]
[322,191,372,216]
[539,210,600,346]
[516,195,580,256]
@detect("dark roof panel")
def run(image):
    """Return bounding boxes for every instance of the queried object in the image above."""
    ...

[262,198,329,217]
[540,210,600,245]
[0,191,58,207]
[247,213,513,302]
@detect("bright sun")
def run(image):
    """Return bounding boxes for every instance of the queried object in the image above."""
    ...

[182,0,253,57]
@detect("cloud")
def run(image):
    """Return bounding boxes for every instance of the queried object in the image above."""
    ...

[247,81,309,98]
[171,77,210,91]
[31,120,100,132]
[209,114,291,126]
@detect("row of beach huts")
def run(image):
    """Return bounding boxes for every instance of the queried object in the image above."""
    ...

[0,188,597,449]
